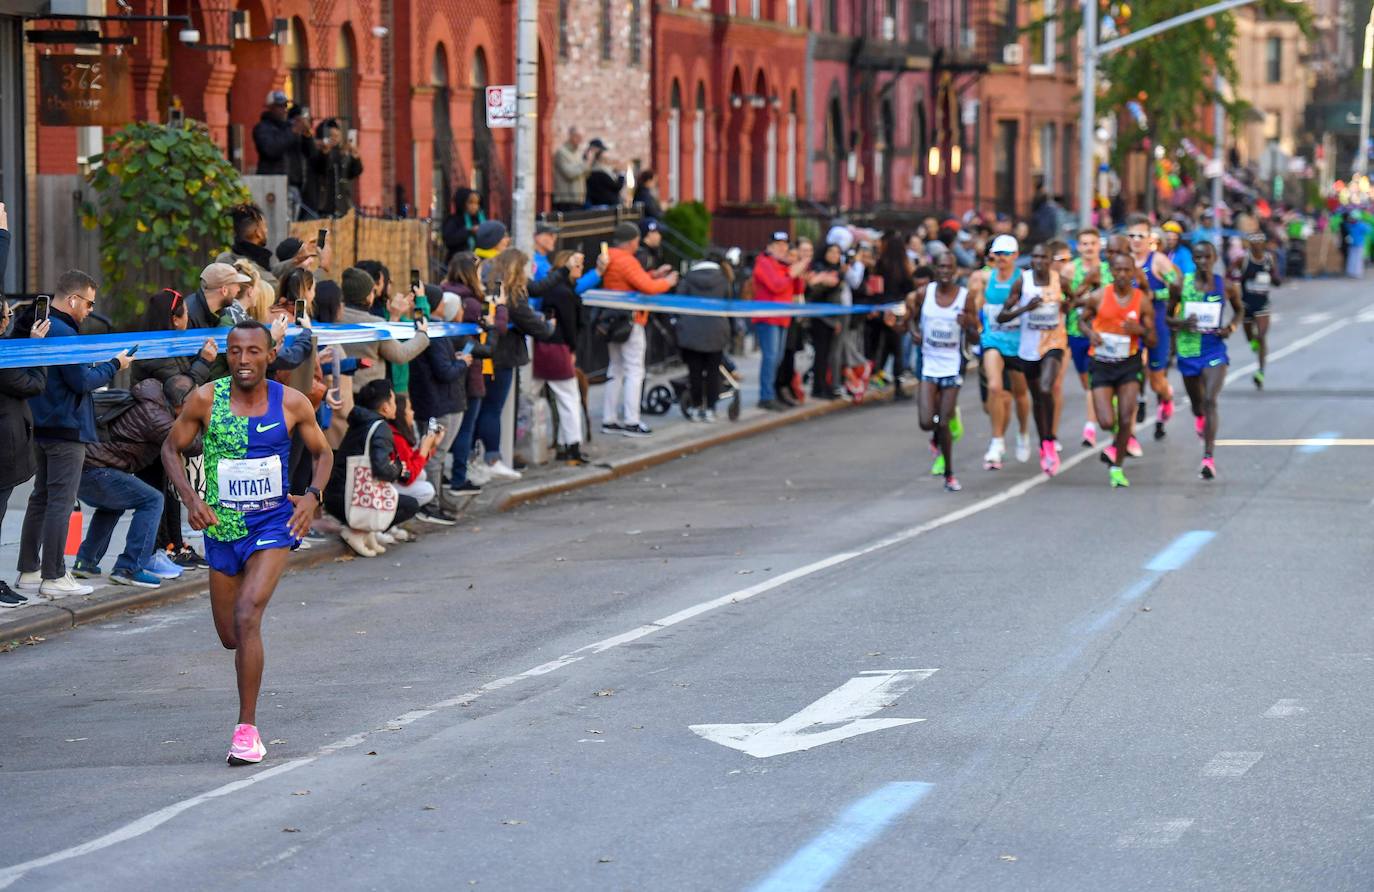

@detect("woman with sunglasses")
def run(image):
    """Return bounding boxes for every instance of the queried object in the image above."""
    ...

[130,288,219,387]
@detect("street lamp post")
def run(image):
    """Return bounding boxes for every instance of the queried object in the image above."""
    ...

[1356,14,1373,176]
[1076,0,1277,230]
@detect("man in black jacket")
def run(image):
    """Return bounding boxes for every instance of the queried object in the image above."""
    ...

[408,289,469,518]
[185,262,251,331]
[307,119,364,218]
[0,296,49,607]
[252,91,294,177]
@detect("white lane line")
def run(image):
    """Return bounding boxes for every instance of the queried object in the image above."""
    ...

[1116,819,1195,849]
[1215,438,1374,447]
[1299,312,1332,325]
[0,450,1098,887]
[1264,699,1306,717]
[1226,316,1349,384]
[1200,751,1264,777]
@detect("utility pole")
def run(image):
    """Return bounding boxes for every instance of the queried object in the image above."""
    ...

[1075,0,1286,230]
[512,0,539,253]
[1212,73,1225,247]
[1356,13,1373,176]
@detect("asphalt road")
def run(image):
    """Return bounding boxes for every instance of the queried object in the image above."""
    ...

[3,274,1372,891]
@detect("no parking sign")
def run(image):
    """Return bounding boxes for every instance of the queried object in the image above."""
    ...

[485,85,517,128]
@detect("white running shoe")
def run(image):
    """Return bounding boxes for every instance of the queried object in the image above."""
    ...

[15,571,42,592]
[466,459,492,485]
[983,439,1005,470]
[1015,432,1032,463]
[39,573,94,598]
[485,460,523,481]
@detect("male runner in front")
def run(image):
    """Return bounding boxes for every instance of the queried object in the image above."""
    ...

[163,321,333,765]
[1080,252,1156,489]
[912,253,979,491]
[1066,229,1111,447]
[1126,214,1182,441]
[1233,231,1281,390]
[998,242,1068,476]
[967,234,1031,470]
[1168,240,1244,479]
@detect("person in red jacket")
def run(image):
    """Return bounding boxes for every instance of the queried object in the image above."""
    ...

[598,221,679,437]
[751,231,806,410]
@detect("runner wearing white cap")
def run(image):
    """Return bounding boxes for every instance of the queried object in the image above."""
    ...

[967,234,1032,470]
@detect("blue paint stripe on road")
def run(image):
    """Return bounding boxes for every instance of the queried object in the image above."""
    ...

[1144,530,1216,572]
[749,782,934,892]
[1299,431,1341,454]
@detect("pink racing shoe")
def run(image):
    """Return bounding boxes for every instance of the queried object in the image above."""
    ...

[1200,456,1217,480]
[1100,444,1118,466]
[1126,437,1144,458]
[1159,399,1175,423]
[227,723,266,766]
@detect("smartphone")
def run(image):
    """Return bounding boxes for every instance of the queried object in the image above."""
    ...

[412,307,425,329]
[295,298,307,320]
[410,268,421,291]
[126,344,139,356]
[460,340,475,356]
[599,241,609,259]
[316,228,328,250]
[347,128,358,145]
[426,417,440,437]
[34,294,50,322]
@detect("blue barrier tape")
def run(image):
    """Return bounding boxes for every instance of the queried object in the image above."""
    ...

[582,290,904,318]
[0,320,479,370]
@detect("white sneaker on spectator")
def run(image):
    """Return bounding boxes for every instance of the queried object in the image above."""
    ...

[701,408,718,423]
[466,459,493,485]
[486,460,522,480]
[340,528,377,558]
[374,530,397,546]
[16,571,42,592]
[40,573,94,598]
[621,423,653,438]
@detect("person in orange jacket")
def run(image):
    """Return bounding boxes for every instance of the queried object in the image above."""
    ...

[598,222,679,437]
[751,231,807,410]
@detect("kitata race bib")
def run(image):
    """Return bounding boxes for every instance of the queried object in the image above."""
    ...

[1097,332,1132,361]
[217,456,284,513]
[1184,302,1222,331]
[1027,302,1060,330]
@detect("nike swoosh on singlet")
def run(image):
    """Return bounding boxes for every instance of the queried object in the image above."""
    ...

[255,422,281,433]
[255,539,277,547]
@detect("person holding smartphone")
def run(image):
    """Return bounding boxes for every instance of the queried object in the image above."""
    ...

[17,270,136,599]
[307,118,364,217]
[0,295,50,607]
[408,289,471,522]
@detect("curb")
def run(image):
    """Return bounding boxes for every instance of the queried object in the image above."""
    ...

[2,385,896,645]
[1,538,349,645]
[495,388,884,511]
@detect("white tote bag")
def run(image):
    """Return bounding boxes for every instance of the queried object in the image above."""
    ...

[344,420,399,532]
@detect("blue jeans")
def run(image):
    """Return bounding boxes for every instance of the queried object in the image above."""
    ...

[448,395,483,487]
[76,467,163,574]
[475,366,514,458]
[755,323,785,403]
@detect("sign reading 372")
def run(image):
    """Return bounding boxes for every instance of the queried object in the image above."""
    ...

[39,54,132,127]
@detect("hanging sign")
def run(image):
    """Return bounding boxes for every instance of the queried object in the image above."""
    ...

[485,85,517,128]
[38,54,133,126]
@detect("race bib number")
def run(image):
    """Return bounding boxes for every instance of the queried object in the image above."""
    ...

[926,320,959,349]
[1184,302,1222,330]
[1027,302,1060,330]
[1097,332,1131,361]
[1251,271,1271,293]
[217,456,284,513]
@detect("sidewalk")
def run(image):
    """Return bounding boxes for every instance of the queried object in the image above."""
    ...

[1,346,895,644]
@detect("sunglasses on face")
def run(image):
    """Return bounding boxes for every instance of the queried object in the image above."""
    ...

[1127,233,1149,240]
[1053,255,1072,263]
[991,251,1015,257]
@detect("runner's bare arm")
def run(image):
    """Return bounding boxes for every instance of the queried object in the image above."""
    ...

[282,387,334,540]
[1223,279,1245,338]
[1136,297,1157,349]
[1155,253,1182,299]
[1165,284,1189,331]
[1079,292,1102,347]
[163,383,218,531]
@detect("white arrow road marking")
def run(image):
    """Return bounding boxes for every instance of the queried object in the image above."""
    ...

[690,669,937,758]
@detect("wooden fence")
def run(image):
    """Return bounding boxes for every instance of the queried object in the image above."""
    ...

[289,210,431,285]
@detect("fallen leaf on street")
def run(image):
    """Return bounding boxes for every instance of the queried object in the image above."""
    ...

[65,738,88,742]
[673,682,690,688]
[594,689,614,697]
[292,790,310,796]
[269,739,287,745]
[333,554,354,562]
[423,805,438,811]
[501,819,524,825]
[867,651,884,656]
[598,857,613,864]
[999,854,1018,862]
[1141,606,1152,612]
[25,636,45,645]
[586,729,602,734]
[366,751,378,756]
[736,569,753,575]
[283,827,301,833]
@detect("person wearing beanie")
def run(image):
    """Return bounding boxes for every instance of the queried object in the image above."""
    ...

[474,220,509,259]
[596,221,679,438]
[331,266,431,444]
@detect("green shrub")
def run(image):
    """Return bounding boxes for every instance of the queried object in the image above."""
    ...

[663,201,711,251]
[84,121,251,325]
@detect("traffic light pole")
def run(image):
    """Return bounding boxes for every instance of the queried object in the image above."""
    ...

[1076,0,1271,231]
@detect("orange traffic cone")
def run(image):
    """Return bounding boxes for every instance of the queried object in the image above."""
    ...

[64,501,84,557]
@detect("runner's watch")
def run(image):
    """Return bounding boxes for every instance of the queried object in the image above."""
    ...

[304,485,322,501]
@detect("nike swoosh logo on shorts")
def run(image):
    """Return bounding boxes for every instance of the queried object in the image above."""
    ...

[255,539,277,547]
[256,422,281,433]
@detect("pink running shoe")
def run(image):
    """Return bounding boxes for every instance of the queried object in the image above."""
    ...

[1126,437,1144,458]
[1046,445,1061,477]
[1039,441,1051,474]
[1081,424,1097,448]
[227,723,266,766]
[1100,445,1118,465]
[1159,399,1175,423]
[1194,415,1205,439]
[1199,456,1216,480]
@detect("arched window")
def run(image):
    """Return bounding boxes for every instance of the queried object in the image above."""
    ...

[826,92,844,205]
[668,81,682,204]
[470,49,492,202]
[283,17,309,106]
[692,85,706,202]
[786,92,798,198]
[432,44,453,218]
[335,23,358,134]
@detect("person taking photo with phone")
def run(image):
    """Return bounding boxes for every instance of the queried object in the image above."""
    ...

[307,118,364,218]
[0,288,50,608]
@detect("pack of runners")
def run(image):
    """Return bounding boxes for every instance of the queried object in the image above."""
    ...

[909,220,1280,491]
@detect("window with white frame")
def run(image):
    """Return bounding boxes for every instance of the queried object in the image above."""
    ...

[693,87,706,202]
[766,115,778,198]
[669,83,683,203]
[786,105,797,197]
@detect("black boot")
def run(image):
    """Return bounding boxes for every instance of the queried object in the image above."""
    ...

[565,443,589,466]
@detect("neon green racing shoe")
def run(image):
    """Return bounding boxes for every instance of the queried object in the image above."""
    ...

[949,408,964,443]
[1109,466,1130,488]
[931,453,947,477]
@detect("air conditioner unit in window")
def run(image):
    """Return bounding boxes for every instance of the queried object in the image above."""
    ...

[882,15,896,40]
[1002,43,1024,65]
